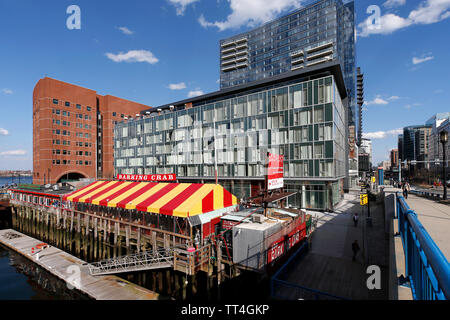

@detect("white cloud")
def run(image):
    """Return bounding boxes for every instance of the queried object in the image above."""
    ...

[383,0,406,8]
[358,13,412,37]
[199,0,304,31]
[0,150,26,156]
[105,50,159,64]
[169,0,199,16]
[2,88,13,95]
[168,82,187,90]
[388,96,400,100]
[358,0,450,37]
[412,55,434,64]
[365,95,389,105]
[0,128,9,136]
[188,90,204,98]
[363,128,403,140]
[117,26,134,35]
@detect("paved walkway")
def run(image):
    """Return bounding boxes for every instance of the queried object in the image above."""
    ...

[277,192,389,300]
[402,193,450,260]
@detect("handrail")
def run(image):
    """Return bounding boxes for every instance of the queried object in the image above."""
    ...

[396,193,450,299]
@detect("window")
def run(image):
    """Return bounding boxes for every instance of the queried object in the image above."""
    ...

[87,106,91,111]
[55,109,60,115]
[76,104,81,109]
[65,101,70,107]
[121,114,124,118]
[53,99,58,105]
[113,112,117,117]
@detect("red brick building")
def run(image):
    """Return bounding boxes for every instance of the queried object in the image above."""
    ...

[33,77,150,184]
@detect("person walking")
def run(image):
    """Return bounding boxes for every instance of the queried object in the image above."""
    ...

[352,213,359,227]
[352,240,360,261]
[403,181,410,199]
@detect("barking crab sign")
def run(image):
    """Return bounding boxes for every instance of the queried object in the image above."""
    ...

[116,174,176,182]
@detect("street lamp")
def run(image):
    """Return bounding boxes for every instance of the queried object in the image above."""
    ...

[440,130,448,200]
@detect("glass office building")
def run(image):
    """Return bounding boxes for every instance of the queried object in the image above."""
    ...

[114,64,348,210]
[219,0,356,128]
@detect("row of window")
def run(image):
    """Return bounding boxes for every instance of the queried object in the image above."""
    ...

[52,119,71,127]
[52,159,92,165]
[52,129,70,136]
[52,139,70,145]
[52,99,91,112]
[52,109,92,120]
[52,150,71,155]
[75,142,93,147]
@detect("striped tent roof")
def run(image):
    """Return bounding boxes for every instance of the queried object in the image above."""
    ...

[62,181,238,218]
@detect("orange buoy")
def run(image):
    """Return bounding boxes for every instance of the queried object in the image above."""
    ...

[36,243,48,250]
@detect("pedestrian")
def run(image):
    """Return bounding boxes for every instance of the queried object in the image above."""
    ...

[352,213,359,227]
[352,240,360,261]
[403,181,410,199]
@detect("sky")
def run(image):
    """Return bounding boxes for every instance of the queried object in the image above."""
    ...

[0,0,449,170]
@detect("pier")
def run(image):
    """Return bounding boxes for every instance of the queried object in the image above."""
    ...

[0,229,161,300]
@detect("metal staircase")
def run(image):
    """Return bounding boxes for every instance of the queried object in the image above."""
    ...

[87,248,174,276]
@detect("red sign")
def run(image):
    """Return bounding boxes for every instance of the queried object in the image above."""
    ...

[116,174,176,181]
[267,238,285,264]
[288,222,306,249]
[267,153,284,190]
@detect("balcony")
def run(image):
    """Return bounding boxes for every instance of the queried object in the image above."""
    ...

[236,43,248,50]
[291,65,304,71]
[222,52,236,60]
[221,59,236,66]
[291,57,304,65]
[221,47,236,55]
[236,62,248,69]
[290,50,304,58]
[222,65,237,72]
[221,41,235,49]
[306,56,333,67]
[306,42,333,54]
[235,56,248,63]
[307,49,334,61]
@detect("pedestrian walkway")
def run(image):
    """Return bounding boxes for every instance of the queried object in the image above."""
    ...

[401,193,450,260]
[277,192,389,300]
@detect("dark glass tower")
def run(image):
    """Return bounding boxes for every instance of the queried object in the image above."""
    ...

[219,0,356,127]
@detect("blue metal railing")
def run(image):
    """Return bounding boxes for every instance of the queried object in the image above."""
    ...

[396,193,450,300]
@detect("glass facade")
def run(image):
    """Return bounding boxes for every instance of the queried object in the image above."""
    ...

[219,0,356,130]
[114,74,346,210]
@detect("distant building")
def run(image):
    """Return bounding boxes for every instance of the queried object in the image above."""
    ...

[390,149,399,170]
[402,125,431,162]
[426,113,450,167]
[33,77,151,185]
[398,134,404,161]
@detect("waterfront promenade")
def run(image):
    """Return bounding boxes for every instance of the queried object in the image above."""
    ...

[396,190,449,260]
[0,229,161,300]
[275,192,390,300]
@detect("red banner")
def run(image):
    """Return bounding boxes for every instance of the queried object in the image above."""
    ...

[267,238,285,264]
[267,153,284,190]
[116,174,176,182]
[288,222,306,249]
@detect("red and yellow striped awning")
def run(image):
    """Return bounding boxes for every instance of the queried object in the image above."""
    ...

[62,181,238,217]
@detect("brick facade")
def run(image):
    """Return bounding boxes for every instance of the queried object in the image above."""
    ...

[33,77,150,184]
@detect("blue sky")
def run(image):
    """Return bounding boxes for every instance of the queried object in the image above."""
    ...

[0,0,449,170]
